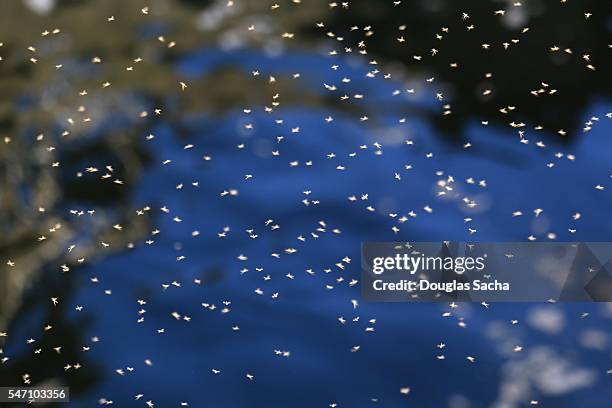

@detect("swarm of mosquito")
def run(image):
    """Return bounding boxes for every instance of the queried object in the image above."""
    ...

[1,1,610,406]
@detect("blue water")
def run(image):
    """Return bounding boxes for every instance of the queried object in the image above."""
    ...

[7,48,612,407]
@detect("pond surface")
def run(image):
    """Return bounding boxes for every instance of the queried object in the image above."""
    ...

[6,47,612,407]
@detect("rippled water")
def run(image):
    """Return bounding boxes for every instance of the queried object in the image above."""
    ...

[6,48,612,407]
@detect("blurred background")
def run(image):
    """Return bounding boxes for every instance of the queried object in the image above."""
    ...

[0,0,611,406]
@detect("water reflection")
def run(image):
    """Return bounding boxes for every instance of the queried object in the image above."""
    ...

[0,1,611,407]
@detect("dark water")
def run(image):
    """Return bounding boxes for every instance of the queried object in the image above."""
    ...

[5,48,612,407]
